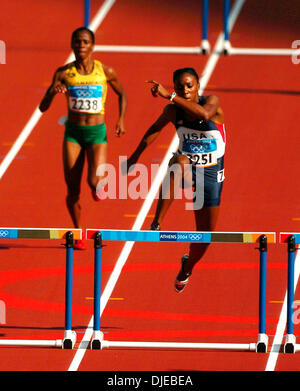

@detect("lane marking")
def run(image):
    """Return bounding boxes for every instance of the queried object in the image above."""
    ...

[0,109,42,179]
[108,297,124,301]
[124,214,154,218]
[85,297,124,301]
[0,155,26,160]
[68,0,246,371]
[2,142,34,147]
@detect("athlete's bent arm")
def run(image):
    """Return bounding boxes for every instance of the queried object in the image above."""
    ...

[171,94,219,121]
[39,69,66,112]
[125,105,173,172]
[104,65,127,137]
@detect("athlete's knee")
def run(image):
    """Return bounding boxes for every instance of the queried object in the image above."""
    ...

[87,174,107,192]
[169,154,191,180]
[170,153,190,168]
[66,184,80,201]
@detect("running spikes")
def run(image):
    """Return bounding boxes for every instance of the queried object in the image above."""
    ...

[174,255,192,293]
[74,239,87,250]
[91,188,105,202]
[150,221,160,231]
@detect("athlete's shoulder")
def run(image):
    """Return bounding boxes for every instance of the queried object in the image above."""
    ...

[49,63,73,84]
[93,60,108,76]
[201,94,220,105]
[55,62,75,78]
[99,62,118,81]
[58,62,75,72]
[93,59,103,67]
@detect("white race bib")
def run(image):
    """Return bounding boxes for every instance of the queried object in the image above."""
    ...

[182,139,217,167]
[68,85,102,114]
[217,169,225,183]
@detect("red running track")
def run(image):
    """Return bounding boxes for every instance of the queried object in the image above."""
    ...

[0,0,300,374]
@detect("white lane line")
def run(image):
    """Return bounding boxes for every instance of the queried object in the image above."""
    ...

[88,0,116,33]
[0,108,42,179]
[0,0,116,180]
[265,245,300,371]
[67,0,246,371]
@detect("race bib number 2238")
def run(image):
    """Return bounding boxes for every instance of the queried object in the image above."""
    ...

[68,85,103,114]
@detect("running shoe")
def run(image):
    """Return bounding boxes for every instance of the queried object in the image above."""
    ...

[74,239,87,250]
[91,188,105,202]
[150,221,160,231]
[174,255,192,293]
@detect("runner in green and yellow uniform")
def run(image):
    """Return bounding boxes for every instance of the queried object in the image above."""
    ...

[40,27,127,249]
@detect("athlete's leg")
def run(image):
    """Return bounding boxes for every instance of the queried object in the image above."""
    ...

[63,139,85,228]
[176,205,219,280]
[151,153,192,228]
[86,142,108,198]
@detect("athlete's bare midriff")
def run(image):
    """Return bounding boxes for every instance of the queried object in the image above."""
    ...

[67,111,105,126]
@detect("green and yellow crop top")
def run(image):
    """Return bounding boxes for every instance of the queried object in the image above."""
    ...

[64,60,107,115]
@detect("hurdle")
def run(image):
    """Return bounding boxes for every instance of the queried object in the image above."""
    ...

[87,229,276,352]
[0,228,82,349]
[84,0,90,27]
[221,1,300,56]
[279,233,300,353]
[90,0,300,58]
[92,0,233,56]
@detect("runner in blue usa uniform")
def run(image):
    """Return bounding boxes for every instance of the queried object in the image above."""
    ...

[125,68,226,292]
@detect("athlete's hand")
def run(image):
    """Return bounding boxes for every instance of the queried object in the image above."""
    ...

[52,82,67,95]
[115,120,125,137]
[146,80,171,100]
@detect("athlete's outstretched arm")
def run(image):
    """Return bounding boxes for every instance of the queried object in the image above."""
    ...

[124,105,173,173]
[39,69,66,112]
[103,64,127,137]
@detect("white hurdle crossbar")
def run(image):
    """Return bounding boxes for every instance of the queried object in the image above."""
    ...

[92,0,300,57]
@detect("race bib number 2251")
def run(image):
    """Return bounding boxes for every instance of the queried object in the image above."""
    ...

[182,138,217,167]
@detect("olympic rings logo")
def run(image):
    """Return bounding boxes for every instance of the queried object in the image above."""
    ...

[189,145,205,153]
[0,230,9,238]
[188,233,203,241]
[75,89,94,98]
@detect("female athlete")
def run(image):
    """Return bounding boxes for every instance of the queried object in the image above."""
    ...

[39,27,127,249]
[125,67,225,292]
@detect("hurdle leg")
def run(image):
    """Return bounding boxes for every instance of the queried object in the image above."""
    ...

[201,0,210,54]
[84,0,90,27]
[256,235,268,353]
[223,0,232,54]
[63,231,77,349]
[284,235,296,353]
[91,232,104,349]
